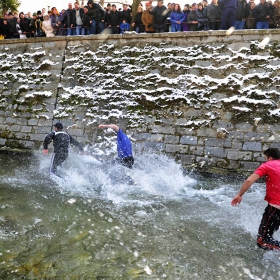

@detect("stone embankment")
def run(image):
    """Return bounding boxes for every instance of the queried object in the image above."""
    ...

[0,30,280,173]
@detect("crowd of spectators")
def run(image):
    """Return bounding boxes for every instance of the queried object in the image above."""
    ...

[0,0,279,39]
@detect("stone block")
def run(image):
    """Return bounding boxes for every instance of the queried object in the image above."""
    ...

[227,150,252,160]
[0,138,6,145]
[240,161,260,171]
[151,134,164,142]
[133,133,151,141]
[10,125,21,132]
[242,142,262,152]
[28,119,38,125]
[177,154,195,165]
[144,141,165,151]
[180,135,197,145]
[164,135,179,144]
[205,147,226,158]
[189,145,204,155]
[21,126,32,133]
[166,144,181,153]
[197,128,217,137]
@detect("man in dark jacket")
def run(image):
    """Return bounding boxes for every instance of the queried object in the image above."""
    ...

[7,12,18,38]
[149,0,168,33]
[19,11,32,37]
[107,4,121,34]
[120,4,132,28]
[61,3,75,35]
[82,5,92,35]
[234,0,250,29]
[87,0,105,34]
[253,0,270,29]
[219,0,238,29]
[43,122,84,176]
[187,3,198,31]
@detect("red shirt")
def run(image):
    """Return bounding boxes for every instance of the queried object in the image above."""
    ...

[255,160,280,206]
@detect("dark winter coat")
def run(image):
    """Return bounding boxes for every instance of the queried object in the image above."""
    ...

[236,0,250,20]
[149,5,168,28]
[253,3,270,22]
[107,10,121,26]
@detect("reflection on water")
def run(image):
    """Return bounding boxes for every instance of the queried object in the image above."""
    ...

[1,151,280,279]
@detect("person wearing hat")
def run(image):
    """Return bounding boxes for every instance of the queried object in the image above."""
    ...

[98,124,134,169]
[43,122,84,176]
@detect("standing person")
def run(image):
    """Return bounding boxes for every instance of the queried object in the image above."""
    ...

[82,5,92,35]
[19,11,32,38]
[142,2,155,33]
[246,2,256,28]
[207,0,221,30]
[73,2,84,35]
[234,0,250,29]
[43,122,84,176]
[120,4,132,28]
[87,0,105,34]
[51,7,64,36]
[231,148,280,250]
[219,0,238,29]
[187,3,199,31]
[182,4,190,31]
[107,4,121,34]
[42,13,55,37]
[253,0,270,29]
[149,0,168,33]
[131,6,145,33]
[7,12,18,38]
[61,3,75,36]
[98,124,134,169]
[170,4,185,32]
[196,2,209,30]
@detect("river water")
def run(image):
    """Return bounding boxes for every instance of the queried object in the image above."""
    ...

[1,151,280,279]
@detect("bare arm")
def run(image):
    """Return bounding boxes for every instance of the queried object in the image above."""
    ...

[231,173,260,206]
[98,124,119,132]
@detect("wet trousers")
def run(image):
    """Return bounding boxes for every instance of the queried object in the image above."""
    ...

[257,204,280,250]
[50,152,68,175]
[113,156,134,169]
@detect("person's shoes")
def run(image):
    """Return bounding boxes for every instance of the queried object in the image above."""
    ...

[257,237,280,250]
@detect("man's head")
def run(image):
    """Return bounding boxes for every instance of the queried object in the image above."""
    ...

[74,2,80,9]
[112,4,117,11]
[264,148,280,160]
[54,122,63,130]
[157,0,163,7]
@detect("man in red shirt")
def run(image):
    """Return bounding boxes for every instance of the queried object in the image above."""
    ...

[231,148,280,250]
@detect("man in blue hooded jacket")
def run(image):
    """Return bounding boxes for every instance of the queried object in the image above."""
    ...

[98,124,134,169]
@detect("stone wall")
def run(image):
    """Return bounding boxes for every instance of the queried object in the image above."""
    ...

[0,30,280,173]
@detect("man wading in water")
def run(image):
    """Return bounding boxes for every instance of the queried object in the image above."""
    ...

[231,147,280,250]
[98,124,134,169]
[43,122,84,177]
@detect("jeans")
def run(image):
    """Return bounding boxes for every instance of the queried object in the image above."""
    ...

[234,20,245,30]
[256,21,269,29]
[98,21,104,33]
[67,27,75,36]
[91,19,97,34]
[76,25,85,35]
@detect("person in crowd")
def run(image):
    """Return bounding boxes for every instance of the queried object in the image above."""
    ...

[98,124,134,169]
[142,2,155,33]
[8,12,19,38]
[60,3,75,36]
[43,122,84,177]
[105,3,112,27]
[19,11,32,37]
[87,0,105,34]
[120,4,132,29]
[165,3,173,32]
[16,18,26,39]
[203,0,208,7]
[231,148,280,250]
[42,13,55,37]
[51,7,64,36]
[82,5,92,35]
[120,18,130,34]
[182,4,190,31]
[170,4,185,32]
[149,0,168,33]
[107,4,120,34]
[219,0,238,29]
[207,0,221,30]
[132,5,145,33]
[196,2,209,30]
[270,0,280,27]
[234,0,250,29]
[246,2,256,28]
[253,0,271,29]
[37,10,44,22]
[73,2,85,35]
[1,18,13,39]
[187,3,198,31]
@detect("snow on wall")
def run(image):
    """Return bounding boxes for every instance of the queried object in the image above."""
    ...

[0,32,279,172]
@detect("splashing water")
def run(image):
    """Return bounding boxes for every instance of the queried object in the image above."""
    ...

[1,151,280,279]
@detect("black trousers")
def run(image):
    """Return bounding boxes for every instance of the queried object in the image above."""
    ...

[50,152,68,175]
[257,204,280,250]
[113,156,134,169]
